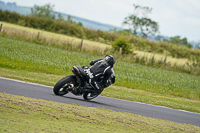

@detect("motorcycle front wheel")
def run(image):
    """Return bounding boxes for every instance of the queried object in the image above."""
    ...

[83,92,99,100]
[53,75,77,96]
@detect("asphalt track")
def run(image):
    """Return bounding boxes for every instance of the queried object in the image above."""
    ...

[0,77,200,127]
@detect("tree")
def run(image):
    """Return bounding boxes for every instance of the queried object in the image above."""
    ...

[155,35,165,41]
[195,42,200,49]
[31,4,83,26]
[123,4,159,38]
[31,4,55,19]
[67,15,73,23]
[110,28,132,36]
[66,15,83,26]
[57,13,65,21]
[164,36,192,48]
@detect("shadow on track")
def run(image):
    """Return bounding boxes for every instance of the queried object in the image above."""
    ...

[50,93,117,108]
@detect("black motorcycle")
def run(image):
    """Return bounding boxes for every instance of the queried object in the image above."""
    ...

[53,66,103,100]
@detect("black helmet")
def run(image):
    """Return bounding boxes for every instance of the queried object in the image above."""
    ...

[104,55,115,67]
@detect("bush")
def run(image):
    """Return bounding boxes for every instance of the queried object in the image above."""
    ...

[112,38,132,54]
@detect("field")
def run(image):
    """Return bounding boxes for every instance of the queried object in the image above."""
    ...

[0,21,189,66]
[1,21,109,49]
[1,93,200,133]
[1,37,200,113]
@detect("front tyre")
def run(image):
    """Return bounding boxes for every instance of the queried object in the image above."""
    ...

[53,75,77,96]
[83,93,99,100]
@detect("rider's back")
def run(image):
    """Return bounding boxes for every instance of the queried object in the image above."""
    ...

[90,59,112,78]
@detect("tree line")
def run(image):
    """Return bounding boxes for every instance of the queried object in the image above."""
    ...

[31,4,82,26]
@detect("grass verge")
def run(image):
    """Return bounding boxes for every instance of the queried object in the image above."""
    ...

[0,93,200,133]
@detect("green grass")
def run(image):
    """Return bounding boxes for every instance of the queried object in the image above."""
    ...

[0,37,200,113]
[1,21,109,49]
[0,21,190,66]
[2,21,200,76]
[1,93,199,133]
[1,37,199,100]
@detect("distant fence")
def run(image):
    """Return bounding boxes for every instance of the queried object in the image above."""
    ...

[0,24,3,32]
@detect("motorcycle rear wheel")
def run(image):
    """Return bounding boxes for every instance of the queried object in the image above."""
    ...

[53,75,77,96]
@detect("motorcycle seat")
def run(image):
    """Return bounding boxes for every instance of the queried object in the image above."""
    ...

[77,67,89,80]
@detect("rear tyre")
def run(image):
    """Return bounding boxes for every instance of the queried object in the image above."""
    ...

[53,75,77,96]
[83,92,99,100]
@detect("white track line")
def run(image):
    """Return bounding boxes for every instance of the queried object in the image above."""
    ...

[0,77,52,88]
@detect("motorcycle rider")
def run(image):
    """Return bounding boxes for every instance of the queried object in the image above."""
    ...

[84,55,115,94]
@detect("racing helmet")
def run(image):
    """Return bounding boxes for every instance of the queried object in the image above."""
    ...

[104,55,115,67]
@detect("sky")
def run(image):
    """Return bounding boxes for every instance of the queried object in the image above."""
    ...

[2,0,200,42]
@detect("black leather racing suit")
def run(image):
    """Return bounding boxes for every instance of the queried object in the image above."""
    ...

[84,58,115,94]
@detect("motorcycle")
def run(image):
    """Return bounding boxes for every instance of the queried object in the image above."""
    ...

[53,66,106,100]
